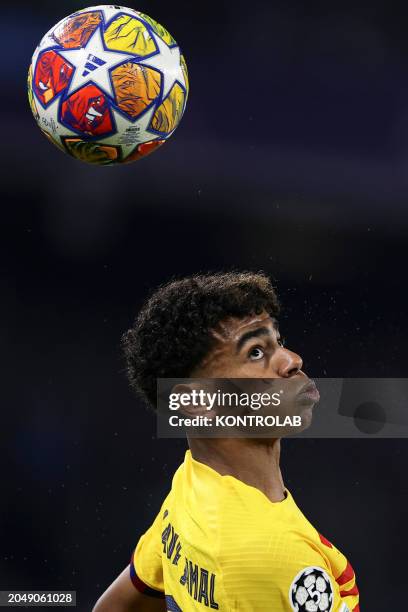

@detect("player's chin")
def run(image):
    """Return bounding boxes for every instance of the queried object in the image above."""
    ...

[268,407,315,438]
[299,404,314,429]
[282,403,315,436]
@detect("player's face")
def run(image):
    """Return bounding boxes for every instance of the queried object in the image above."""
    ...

[192,311,319,431]
[194,311,304,379]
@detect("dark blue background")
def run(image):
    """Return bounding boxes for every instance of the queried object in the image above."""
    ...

[1,1,407,609]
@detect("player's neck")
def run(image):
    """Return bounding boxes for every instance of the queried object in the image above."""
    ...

[188,437,285,503]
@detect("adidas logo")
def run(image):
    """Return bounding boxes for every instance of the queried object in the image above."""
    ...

[82,54,107,77]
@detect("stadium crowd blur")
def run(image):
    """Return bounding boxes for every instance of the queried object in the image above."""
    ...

[1,0,407,608]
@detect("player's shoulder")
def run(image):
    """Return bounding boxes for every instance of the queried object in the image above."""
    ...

[217,488,328,563]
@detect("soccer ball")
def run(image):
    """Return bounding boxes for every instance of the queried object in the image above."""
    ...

[28,5,189,165]
[289,567,333,612]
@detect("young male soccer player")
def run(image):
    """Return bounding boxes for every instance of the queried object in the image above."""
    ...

[93,272,359,612]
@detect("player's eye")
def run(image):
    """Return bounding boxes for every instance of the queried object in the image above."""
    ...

[277,336,285,347]
[248,347,264,361]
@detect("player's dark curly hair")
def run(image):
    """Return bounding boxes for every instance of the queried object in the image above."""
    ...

[122,271,280,409]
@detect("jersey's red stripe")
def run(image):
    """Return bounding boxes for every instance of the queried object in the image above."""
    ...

[336,560,355,586]
[340,584,359,597]
[353,606,360,612]
[318,533,333,548]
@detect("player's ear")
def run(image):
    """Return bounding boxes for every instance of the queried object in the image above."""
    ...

[171,382,216,418]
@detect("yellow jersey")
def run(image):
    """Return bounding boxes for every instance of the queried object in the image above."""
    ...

[131,451,359,612]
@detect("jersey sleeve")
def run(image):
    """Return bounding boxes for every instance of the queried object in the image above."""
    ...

[317,532,359,612]
[130,504,166,597]
[221,533,359,611]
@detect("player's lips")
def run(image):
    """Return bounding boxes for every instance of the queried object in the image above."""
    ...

[297,380,320,404]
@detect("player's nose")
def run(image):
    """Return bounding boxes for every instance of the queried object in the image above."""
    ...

[275,347,303,378]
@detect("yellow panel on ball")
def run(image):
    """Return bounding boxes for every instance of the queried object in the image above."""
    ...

[138,13,176,46]
[64,139,120,165]
[181,55,189,95]
[152,83,186,134]
[104,16,156,55]
[112,63,161,119]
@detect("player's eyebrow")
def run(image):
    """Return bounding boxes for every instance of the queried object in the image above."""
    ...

[236,327,272,352]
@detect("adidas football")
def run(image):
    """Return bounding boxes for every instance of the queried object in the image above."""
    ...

[28,5,189,165]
